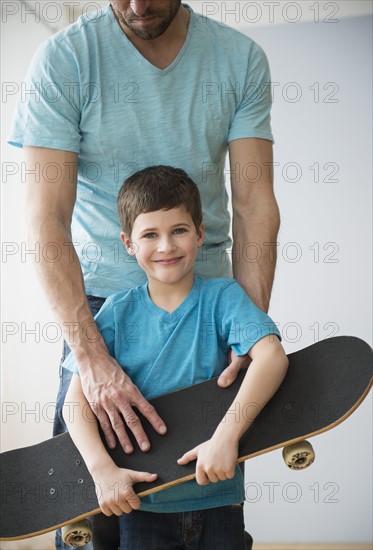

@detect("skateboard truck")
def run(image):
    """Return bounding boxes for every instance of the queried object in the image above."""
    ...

[282,440,315,469]
[61,519,92,547]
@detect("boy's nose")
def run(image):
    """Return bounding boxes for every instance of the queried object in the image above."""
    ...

[129,0,152,17]
[157,236,176,253]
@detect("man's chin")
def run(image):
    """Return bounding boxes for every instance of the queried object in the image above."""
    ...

[127,27,164,40]
[116,1,182,41]
[124,19,171,40]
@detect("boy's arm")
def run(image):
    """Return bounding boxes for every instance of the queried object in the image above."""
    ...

[63,375,157,515]
[178,335,288,485]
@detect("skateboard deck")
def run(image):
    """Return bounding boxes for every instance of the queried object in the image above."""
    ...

[1,336,372,545]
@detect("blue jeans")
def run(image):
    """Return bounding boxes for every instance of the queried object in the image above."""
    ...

[54,296,253,550]
[118,505,246,550]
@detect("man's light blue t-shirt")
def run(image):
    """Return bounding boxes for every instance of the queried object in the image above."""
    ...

[63,276,281,512]
[8,4,273,297]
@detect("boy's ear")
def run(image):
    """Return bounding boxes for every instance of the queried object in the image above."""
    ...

[197,223,205,247]
[120,231,136,256]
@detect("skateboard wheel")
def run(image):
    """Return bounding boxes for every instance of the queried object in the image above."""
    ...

[62,519,92,547]
[282,440,315,470]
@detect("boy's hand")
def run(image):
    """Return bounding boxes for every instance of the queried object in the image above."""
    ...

[94,465,157,516]
[177,435,238,485]
[218,349,251,388]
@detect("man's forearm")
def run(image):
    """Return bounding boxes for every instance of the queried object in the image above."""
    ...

[228,138,280,313]
[24,146,108,364]
[28,218,108,363]
[232,198,280,313]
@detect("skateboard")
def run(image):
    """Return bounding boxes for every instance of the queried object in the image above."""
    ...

[0,336,372,546]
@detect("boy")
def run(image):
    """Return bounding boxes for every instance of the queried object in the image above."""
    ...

[63,165,288,549]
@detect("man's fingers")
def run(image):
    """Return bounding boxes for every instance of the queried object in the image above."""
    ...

[108,413,134,454]
[218,353,251,388]
[92,401,135,453]
[82,361,167,451]
[119,403,151,452]
[119,390,168,451]
[218,364,240,388]
[134,393,167,436]
[93,406,117,449]
[93,399,156,454]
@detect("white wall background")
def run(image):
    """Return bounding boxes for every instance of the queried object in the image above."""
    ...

[1,1,372,548]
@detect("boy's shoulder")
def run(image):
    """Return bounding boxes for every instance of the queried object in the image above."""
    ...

[199,276,235,288]
[198,276,242,296]
[198,277,256,307]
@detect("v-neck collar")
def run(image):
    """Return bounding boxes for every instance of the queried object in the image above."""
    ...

[140,276,201,323]
[107,4,195,75]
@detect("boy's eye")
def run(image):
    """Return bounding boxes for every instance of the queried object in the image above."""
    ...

[174,227,187,234]
[143,232,157,239]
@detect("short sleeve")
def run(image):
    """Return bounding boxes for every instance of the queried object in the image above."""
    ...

[217,281,280,356]
[62,297,116,375]
[7,39,82,152]
[228,42,273,143]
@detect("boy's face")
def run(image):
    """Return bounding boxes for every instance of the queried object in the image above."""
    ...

[121,207,204,286]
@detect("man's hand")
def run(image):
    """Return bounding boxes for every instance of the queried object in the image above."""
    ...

[80,353,167,453]
[217,349,251,388]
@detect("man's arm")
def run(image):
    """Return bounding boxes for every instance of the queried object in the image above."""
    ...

[24,146,166,451]
[217,138,280,388]
[229,137,280,314]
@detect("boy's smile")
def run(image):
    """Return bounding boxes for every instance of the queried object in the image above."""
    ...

[121,207,204,297]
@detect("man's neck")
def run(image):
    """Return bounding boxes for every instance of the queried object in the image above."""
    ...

[115,5,190,70]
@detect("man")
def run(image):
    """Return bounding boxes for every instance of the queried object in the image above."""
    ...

[8,1,280,548]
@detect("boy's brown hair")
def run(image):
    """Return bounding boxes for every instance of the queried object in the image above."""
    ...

[117,165,203,236]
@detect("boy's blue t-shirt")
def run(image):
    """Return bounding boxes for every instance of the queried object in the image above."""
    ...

[7,4,273,297]
[63,277,281,513]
